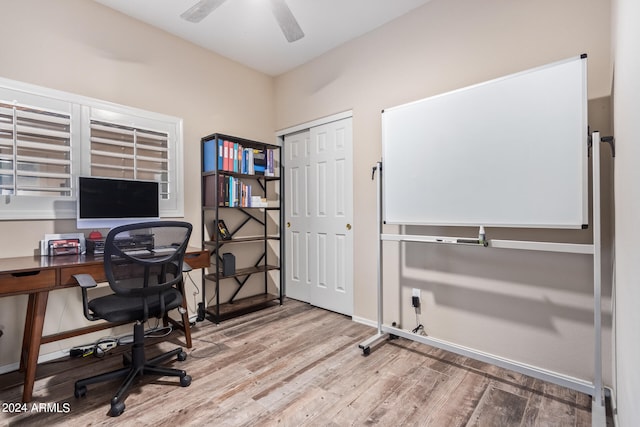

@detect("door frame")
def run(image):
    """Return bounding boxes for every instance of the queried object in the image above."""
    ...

[276,110,354,313]
[276,110,353,139]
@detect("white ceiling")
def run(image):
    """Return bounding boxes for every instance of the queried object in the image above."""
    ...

[93,0,432,76]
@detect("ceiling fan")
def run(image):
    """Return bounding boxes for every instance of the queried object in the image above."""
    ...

[180,0,305,43]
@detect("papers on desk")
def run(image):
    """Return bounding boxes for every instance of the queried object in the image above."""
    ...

[41,233,86,256]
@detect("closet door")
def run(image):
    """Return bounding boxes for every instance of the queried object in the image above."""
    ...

[284,117,353,315]
[284,129,311,303]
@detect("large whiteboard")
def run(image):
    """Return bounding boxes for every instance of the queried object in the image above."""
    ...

[382,56,588,228]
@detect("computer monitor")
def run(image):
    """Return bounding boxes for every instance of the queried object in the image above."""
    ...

[77,176,160,230]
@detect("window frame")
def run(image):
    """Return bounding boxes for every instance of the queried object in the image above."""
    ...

[0,77,184,221]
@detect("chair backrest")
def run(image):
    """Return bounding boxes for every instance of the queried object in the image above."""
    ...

[103,221,193,298]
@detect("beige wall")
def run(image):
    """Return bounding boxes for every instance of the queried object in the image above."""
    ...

[0,0,619,395]
[275,0,612,384]
[612,0,640,424]
[0,0,275,367]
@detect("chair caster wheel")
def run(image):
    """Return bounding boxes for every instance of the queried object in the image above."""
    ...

[180,374,192,387]
[74,385,87,398]
[177,350,187,362]
[110,401,125,417]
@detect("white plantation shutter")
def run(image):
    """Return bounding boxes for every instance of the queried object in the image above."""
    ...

[0,102,72,196]
[89,120,170,200]
[0,77,184,220]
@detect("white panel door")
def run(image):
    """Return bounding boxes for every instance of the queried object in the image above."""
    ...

[284,117,353,316]
[284,130,311,302]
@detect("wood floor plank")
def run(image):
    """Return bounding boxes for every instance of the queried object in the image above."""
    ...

[0,300,605,426]
[467,385,528,426]
[359,362,449,425]
[419,369,489,426]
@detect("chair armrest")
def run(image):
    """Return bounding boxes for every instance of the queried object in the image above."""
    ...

[182,262,193,273]
[73,273,98,288]
[72,274,99,321]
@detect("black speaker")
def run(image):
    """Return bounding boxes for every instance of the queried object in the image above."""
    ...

[222,253,235,276]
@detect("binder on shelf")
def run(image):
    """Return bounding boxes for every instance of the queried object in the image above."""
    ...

[203,139,216,172]
[233,142,239,173]
[218,139,224,170]
[223,140,231,171]
[241,148,248,174]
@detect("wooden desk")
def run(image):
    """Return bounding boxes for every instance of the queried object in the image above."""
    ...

[0,248,209,403]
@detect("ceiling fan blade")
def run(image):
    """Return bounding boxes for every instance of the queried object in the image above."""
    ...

[180,0,228,23]
[269,0,305,42]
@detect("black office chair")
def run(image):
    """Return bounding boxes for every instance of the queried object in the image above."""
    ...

[72,221,193,417]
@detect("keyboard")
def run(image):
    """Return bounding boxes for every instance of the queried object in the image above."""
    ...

[123,249,152,255]
[152,247,176,254]
[122,247,176,257]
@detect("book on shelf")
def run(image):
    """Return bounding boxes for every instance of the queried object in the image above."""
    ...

[218,175,254,208]
[251,196,268,207]
[265,148,275,176]
[207,139,276,176]
[253,148,266,175]
[203,174,217,206]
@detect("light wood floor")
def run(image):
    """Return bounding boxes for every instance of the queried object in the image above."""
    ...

[1,299,605,426]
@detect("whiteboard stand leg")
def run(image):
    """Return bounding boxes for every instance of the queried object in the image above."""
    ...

[358,333,387,356]
[591,132,605,426]
[591,399,606,427]
[359,162,388,356]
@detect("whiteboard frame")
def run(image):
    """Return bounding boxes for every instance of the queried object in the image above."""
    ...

[360,133,607,426]
[381,55,589,229]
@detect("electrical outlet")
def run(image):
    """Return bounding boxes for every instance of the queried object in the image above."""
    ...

[411,288,421,309]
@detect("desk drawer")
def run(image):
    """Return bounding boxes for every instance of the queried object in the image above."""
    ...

[56,252,207,288]
[0,269,56,295]
[59,264,106,288]
[185,250,209,269]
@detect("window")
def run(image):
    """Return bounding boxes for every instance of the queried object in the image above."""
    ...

[88,120,169,200]
[0,101,72,197]
[0,78,183,220]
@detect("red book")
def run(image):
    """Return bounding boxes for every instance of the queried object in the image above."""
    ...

[223,140,231,171]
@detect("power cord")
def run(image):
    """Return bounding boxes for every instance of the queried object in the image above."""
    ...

[70,336,118,358]
[412,323,426,335]
[69,320,173,358]
[411,300,427,336]
[184,270,200,315]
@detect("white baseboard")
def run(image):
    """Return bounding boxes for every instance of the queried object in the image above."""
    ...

[0,318,199,376]
[351,315,377,328]
[0,349,70,375]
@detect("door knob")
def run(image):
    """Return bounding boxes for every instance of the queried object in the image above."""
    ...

[346,223,352,230]
[287,222,291,228]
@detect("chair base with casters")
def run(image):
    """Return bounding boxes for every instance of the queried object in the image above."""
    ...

[72,221,194,417]
[74,321,192,416]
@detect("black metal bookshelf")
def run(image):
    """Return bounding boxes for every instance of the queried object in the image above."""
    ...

[198,133,283,323]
